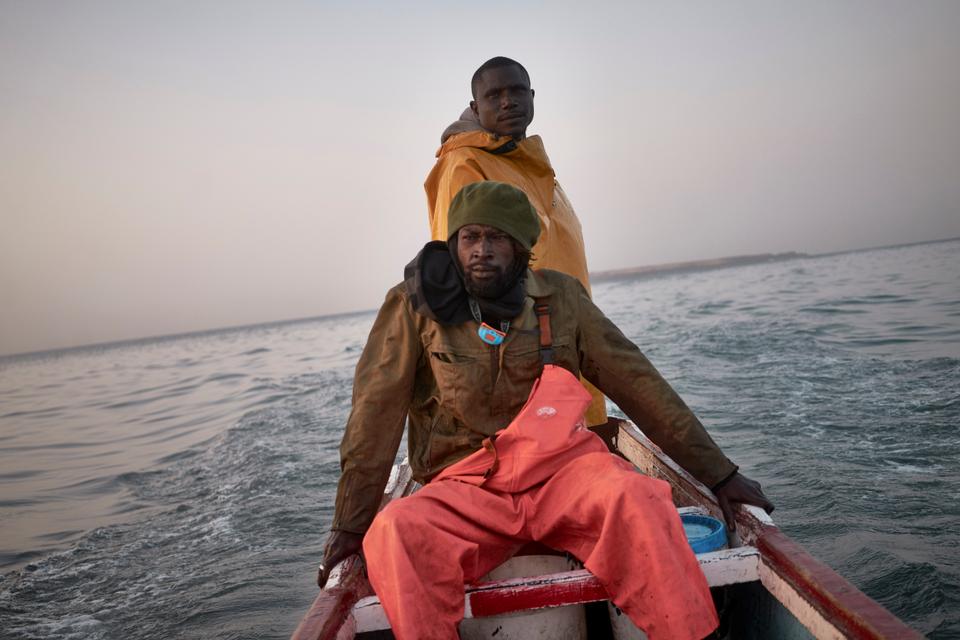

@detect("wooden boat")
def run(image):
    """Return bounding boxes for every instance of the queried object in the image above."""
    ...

[291,418,922,639]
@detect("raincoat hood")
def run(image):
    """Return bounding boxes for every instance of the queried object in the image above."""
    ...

[440,107,483,143]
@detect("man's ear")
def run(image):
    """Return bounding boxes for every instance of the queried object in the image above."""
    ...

[469,100,478,116]
[531,89,535,99]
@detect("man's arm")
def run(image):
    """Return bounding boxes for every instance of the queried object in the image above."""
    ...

[571,280,773,523]
[319,286,421,587]
[573,282,736,487]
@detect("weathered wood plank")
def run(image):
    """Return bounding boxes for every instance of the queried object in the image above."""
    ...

[614,420,726,521]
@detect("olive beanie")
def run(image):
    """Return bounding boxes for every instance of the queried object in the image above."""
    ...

[447,181,541,251]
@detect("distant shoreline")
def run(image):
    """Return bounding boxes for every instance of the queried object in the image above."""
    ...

[590,251,807,283]
[589,235,958,284]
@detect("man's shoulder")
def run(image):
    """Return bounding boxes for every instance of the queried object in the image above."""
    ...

[530,269,587,295]
[435,145,485,165]
[381,280,445,327]
[427,143,489,189]
[386,280,407,293]
[376,281,414,312]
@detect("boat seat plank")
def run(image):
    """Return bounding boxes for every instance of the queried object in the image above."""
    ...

[351,546,760,633]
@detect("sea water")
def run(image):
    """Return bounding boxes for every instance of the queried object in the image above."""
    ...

[1,239,958,639]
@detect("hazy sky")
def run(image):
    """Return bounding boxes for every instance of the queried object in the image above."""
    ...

[2,1,958,355]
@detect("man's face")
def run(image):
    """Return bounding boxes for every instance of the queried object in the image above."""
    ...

[456,224,517,298]
[470,65,535,140]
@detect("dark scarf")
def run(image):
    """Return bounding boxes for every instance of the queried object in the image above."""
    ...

[404,241,527,325]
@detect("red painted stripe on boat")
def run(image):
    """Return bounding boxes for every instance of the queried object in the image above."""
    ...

[757,528,922,639]
[467,569,610,618]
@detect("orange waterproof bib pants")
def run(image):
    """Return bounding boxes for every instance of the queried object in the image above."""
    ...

[363,365,719,640]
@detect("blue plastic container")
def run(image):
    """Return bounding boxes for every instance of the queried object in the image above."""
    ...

[680,513,727,554]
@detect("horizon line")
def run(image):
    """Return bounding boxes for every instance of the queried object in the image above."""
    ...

[3,234,956,360]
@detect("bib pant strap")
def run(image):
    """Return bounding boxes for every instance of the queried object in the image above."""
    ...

[533,299,554,365]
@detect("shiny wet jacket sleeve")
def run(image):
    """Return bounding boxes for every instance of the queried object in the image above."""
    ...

[331,286,421,534]
[572,281,739,488]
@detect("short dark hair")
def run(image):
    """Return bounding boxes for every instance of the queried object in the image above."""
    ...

[471,57,531,100]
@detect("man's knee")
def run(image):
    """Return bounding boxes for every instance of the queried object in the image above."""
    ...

[363,500,411,549]
[560,453,674,506]
[364,497,428,551]
[562,452,638,486]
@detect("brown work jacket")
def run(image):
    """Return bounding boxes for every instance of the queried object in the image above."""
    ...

[331,269,737,534]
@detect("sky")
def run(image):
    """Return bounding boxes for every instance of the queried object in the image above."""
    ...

[1,1,958,356]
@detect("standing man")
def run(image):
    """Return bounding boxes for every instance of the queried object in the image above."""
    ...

[425,56,607,427]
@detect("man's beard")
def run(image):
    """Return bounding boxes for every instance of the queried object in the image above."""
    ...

[463,266,513,299]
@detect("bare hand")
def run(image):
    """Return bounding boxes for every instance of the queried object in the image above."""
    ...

[317,530,365,589]
[714,472,774,531]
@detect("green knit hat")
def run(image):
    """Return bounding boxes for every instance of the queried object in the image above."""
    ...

[447,181,541,250]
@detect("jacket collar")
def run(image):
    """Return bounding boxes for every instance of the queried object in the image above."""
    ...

[436,131,554,175]
[436,129,517,156]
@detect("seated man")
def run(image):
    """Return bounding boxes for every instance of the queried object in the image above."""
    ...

[319,182,773,640]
